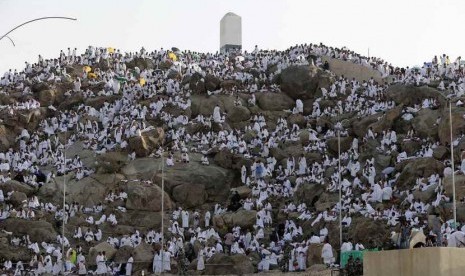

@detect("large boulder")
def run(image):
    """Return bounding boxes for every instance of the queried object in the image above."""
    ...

[307,243,333,267]
[314,192,339,212]
[128,136,150,157]
[395,158,445,190]
[1,180,35,196]
[214,149,251,170]
[278,65,332,100]
[162,158,235,203]
[205,74,221,92]
[444,174,465,202]
[117,210,162,229]
[171,183,207,208]
[38,89,56,106]
[227,106,251,123]
[185,72,206,94]
[295,183,325,208]
[411,109,440,139]
[96,151,129,173]
[220,210,257,230]
[125,57,155,70]
[204,253,254,275]
[128,128,165,157]
[38,174,125,206]
[256,92,294,111]
[125,181,173,212]
[8,191,27,207]
[348,217,390,248]
[0,125,14,151]
[386,84,446,106]
[88,242,118,266]
[438,106,465,144]
[0,219,57,242]
[326,136,353,154]
[370,104,404,133]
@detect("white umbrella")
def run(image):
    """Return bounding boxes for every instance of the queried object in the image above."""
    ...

[235,56,245,62]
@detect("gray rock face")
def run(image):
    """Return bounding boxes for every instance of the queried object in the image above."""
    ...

[0,219,57,243]
[279,65,332,100]
[204,253,255,275]
[125,180,173,212]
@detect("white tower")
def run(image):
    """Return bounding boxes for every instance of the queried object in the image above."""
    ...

[220,12,242,53]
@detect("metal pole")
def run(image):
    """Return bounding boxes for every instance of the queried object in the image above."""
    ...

[62,130,67,273]
[338,127,342,252]
[450,101,457,228]
[161,150,165,273]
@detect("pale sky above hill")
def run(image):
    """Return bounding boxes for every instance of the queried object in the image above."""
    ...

[1,0,464,74]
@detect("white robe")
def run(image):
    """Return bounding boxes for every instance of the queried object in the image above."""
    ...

[197,250,205,271]
[153,253,162,273]
[182,211,189,228]
[163,251,171,271]
[126,257,133,276]
[321,243,334,264]
[213,106,221,123]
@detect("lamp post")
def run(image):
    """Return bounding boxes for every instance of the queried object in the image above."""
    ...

[0,17,77,44]
[337,124,342,248]
[62,130,67,273]
[330,118,349,265]
[449,101,457,229]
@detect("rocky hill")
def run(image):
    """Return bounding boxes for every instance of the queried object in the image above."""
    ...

[0,45,463,275]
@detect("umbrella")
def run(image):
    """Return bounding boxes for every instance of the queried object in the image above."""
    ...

[87,72,97,79]
[83,66,92,73]
[107,47,115,54]
[235,56,245,62]
[171,47,180,53]
[382,167,395,175]
[168,52,177,61]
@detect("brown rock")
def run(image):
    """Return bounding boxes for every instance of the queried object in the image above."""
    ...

[444,174,465,202]
[204,253,254,275]
[88,242,117,266]
[38,89,56,106]
[396,158,445,190]
[221,210,257,230]
[411,109,440,139]
[0,219,57,243]
[278,65,332,100]
[386,84,446,106]
[172,183,207,208]
[438,106,465,144]
[256,93,294,111]
[227,106,251,123]
[348,217,390,248]
[125,181,173,212]
[8,192,27,207]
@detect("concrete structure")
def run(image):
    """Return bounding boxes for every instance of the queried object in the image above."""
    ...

[364,247,465,276]
[220,12,242,53]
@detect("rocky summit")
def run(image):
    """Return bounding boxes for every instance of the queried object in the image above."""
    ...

[0,44,463,275]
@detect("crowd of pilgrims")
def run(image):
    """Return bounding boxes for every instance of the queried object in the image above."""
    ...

[0,42,464,275]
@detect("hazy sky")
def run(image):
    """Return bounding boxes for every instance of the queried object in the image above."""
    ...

[1,0,464,74]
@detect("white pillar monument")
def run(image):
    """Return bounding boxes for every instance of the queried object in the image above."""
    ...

[220,12,242,53]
